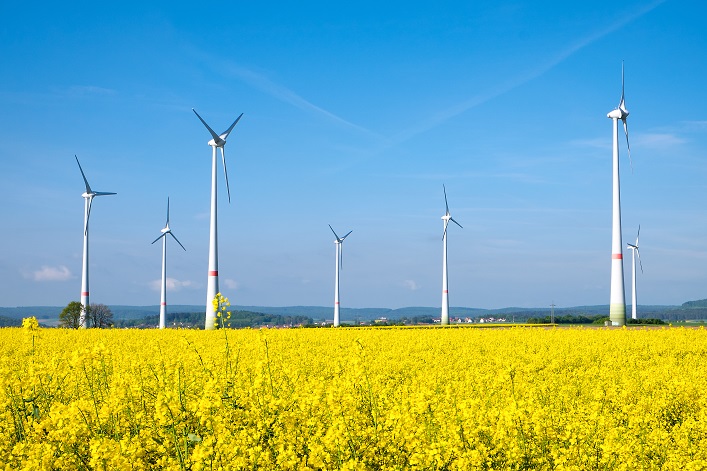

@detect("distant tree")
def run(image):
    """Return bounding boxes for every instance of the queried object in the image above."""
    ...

[627,318,666,325]
[59,301,83,329]
[0,316,21,327]
[88,303,114,328]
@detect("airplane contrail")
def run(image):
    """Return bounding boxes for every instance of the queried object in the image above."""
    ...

[388,0,669,146]
[222,62,382,138]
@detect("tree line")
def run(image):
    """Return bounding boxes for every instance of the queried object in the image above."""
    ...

[526,314,665,325]
[114,310,314,329]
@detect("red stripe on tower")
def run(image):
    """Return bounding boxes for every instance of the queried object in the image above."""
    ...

[161,302,166,306]
[612,254,623,260]
[335,302,340,305]
[81,292,89,296]
[443,290,448,293]
[209,270,218,276]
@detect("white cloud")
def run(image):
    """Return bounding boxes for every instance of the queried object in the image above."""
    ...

[571,137,609,150]
[402,280,420,291]
[223,279,239,290]
[572,132,685,152]
[30,265,72,282]
[67,85,116,96]
[149,278,193,292]
[637,132,686,148]
[680,121,707,132]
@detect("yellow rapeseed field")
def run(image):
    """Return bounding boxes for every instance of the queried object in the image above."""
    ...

[2,323,707,470]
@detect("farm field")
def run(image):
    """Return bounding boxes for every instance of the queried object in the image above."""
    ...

[2,325,707,470]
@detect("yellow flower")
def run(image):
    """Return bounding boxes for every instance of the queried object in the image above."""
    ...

[22,316,39,332]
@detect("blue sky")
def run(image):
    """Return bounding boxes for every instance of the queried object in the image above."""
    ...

[1,0,705,310]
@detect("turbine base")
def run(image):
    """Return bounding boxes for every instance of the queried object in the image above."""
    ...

[609,303,626,326]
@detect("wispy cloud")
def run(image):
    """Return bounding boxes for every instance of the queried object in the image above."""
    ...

[66,85,117,96]
[398,169,548,184]
[570,136,610,150]
[638,132,686,148]
[149,278,193,291]
[222,279,239,290]
[402,279,420,291]
[680,121,707,132]
[29,265,73,282]
[572,132,686,151]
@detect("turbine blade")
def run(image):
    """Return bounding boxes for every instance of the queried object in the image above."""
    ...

[443,184,449,214]
[220,147,231,203]
[623,118,633,173]
[94,191,117,196]
[192,108,221,142]
[220,113,243,140]
[170,232,187,251]
[637,249,643,274]
[166,197,170,225]
[341,230,352,241]
[636,225,640,246]
[85,197,93,236]
[451,217,463,229]
[328,224,340,241]
[620,61,625,110]
[75,156,92,193]
[152,233,166,245]
[340,242,344,270]
[442,219,449,240]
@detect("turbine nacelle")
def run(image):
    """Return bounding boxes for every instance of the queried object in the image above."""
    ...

[206,134,227,147]
[607,108,628,120]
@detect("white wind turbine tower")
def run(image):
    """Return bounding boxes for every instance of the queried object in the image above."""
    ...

[606,63,632,326]
[152,198,186,329]
[192,109,243,330]
[626,226,643,320]
[75,156,116,329]
[329,224,352,327]
[441,185,463,326]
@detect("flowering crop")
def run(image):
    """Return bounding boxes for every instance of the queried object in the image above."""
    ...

[1,325,707,470]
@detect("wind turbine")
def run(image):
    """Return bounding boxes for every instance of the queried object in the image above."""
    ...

[75,156,116,329]
[152,198,186,329]
[329,224,352,327]
[626,226,643,320]
[606,62,632,326]
[441,184,463,325]
[192,109,243,330]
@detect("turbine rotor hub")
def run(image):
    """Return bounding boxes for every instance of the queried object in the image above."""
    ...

[607,109,624,119]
